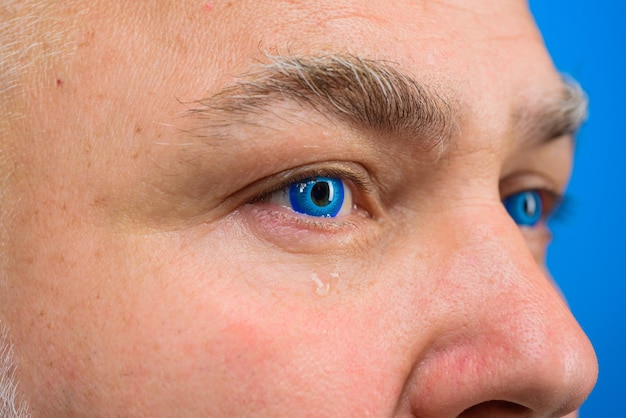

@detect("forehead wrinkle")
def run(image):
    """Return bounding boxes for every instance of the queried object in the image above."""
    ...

[182,53,456,153]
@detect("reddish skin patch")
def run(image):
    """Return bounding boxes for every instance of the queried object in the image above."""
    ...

[56,79,63,87]
[205,3,213,11]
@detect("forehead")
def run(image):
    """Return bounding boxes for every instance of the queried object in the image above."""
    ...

[45,0,555,97]
[2,0,563,173]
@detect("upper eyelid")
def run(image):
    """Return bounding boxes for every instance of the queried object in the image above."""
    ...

[248,162,569,213]
[499,171,565,199]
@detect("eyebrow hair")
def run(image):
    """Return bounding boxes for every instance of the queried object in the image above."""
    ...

[183,53,587,153]
[0,324,30,418]
[513,76,588,145]
[184,53,456,153]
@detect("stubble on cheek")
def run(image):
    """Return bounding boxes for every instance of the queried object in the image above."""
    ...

[0,323,31,418]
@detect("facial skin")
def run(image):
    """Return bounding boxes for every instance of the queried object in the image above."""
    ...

[0,0,597,417]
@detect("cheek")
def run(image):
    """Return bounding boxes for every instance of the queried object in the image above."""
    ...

[129,254,397,416]
[8,220,400,416]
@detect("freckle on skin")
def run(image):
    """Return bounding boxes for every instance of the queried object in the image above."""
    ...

[93,197,108,209]
[56,79,63,87]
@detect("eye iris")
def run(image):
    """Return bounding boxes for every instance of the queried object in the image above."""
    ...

[289,177,345,217]
[504,191,542,226]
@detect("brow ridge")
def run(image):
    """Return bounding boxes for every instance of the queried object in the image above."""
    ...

[513,76,588,146]
[185,53,456,153]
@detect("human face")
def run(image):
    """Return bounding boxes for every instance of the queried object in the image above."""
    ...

[0,0,597,416]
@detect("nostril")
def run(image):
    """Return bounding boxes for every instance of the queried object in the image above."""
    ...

[458,400,531,417]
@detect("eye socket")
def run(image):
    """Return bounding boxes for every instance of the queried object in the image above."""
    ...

[503,190,543,227]
[266,176,354,218]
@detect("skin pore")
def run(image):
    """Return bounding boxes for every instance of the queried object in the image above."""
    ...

[0,1,597,417]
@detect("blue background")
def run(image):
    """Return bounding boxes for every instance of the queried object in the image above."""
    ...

[530,1,625,416]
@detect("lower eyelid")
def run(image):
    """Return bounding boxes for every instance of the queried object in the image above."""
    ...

[238,202,374,253]
[240,202,370,243]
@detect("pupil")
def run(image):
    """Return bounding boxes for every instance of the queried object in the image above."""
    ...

[311,181,331,206]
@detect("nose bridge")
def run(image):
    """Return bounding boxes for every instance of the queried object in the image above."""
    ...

[402,204,598,417]
[429,203,554,317]
[444,205,553,315]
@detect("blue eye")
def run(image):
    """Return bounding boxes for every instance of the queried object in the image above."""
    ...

[503,190,543,226]
[288,177,351,218]
[261,174,356,218]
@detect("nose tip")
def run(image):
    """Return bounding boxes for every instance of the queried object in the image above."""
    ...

[402,212,598,418]
[407,312,597,417]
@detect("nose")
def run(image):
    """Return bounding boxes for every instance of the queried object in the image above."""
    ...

[402,205,598,417]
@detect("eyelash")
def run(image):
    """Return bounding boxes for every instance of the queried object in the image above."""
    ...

[541,190,572,222]
[253,168,370,204]
[248,166,570,228]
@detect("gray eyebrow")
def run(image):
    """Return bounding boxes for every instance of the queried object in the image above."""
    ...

[183,53,456,153]
[181,54,586,153]
[513,76,589,145]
